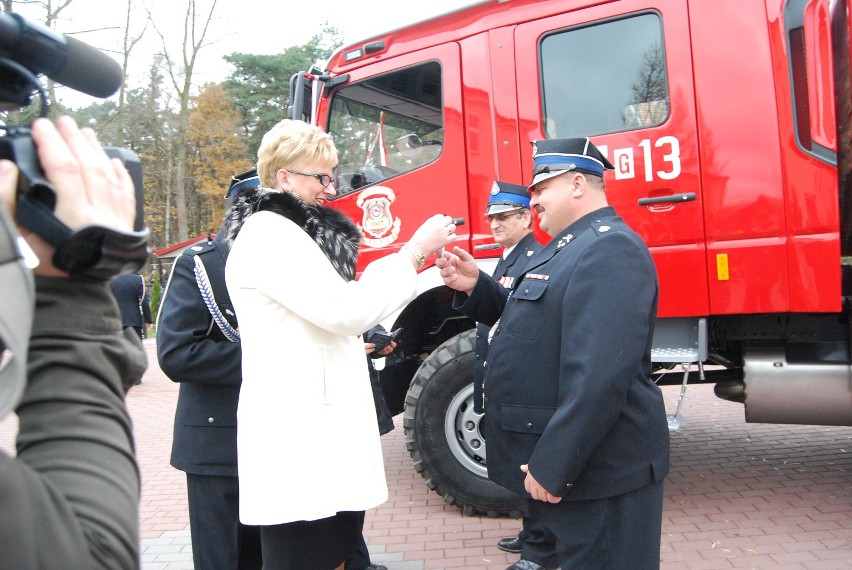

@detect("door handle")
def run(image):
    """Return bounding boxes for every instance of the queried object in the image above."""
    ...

[638,192,696,206]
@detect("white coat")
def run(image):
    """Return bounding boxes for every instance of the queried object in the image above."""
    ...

[225,210,417,525]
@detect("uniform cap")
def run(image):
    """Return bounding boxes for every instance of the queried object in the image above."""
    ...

[486,180,531,215]
[529,137,615,188]
[224,168,260,199]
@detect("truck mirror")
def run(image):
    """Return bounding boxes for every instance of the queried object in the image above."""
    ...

[287,72,312,122]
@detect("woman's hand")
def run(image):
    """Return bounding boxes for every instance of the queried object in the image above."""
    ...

[364,341,396,356]
[409,214,457,258]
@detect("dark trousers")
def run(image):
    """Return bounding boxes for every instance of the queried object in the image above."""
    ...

[259,511,360,569]
[519,504,554,566]
[186,473,262,570]
[124,325,145,340]
[344,511,371,569]
[526,480,664,569]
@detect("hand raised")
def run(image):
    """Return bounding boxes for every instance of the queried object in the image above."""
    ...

[437,246,478,295]
[409,214,457,257]
[0,117,135,277]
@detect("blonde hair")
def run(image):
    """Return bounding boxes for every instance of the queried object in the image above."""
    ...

[256,120,339,187]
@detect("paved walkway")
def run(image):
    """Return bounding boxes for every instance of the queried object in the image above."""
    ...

[3,337,852,569]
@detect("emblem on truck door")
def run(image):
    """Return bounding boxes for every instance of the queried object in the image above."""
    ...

[356,186,402,247]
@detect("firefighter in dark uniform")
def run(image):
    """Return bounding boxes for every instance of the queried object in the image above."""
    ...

[439,138,669,570]
[156,170,263,569]
[109,273,152,340]
[473,182,548,569]
[474,181,541,416]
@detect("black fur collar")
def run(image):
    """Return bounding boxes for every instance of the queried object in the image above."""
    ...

[221,188,362,281]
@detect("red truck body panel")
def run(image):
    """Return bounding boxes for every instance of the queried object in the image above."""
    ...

[317,0,844,319]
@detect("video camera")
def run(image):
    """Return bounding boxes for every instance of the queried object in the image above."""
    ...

[0,12,149,279]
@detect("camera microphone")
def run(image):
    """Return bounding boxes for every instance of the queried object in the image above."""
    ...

[0,12,123,99]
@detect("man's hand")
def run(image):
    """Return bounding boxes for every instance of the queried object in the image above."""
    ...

[0,117,135,277]
[436,246,479,296]
[520,464,562,503]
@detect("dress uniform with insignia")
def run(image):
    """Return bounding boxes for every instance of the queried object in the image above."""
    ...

[452,138,669,570]
[474,181,542,415]
[476,181,547,567]
[156,169,262,569]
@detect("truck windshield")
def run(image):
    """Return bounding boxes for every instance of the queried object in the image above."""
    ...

[327,61,444,198]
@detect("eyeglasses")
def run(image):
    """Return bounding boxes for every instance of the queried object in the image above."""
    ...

[486,211,524,222]
[292,171,335,188]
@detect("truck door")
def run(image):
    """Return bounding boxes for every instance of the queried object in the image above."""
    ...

[319,44,468,272]
[514,0,706,317]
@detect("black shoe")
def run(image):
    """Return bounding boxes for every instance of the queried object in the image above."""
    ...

[505,560,555,570]
[497,534,524,553]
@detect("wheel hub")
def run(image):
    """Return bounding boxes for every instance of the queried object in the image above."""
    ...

[443,383,488,477]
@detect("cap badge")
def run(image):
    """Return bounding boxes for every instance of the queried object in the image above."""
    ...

[599,225,611,232]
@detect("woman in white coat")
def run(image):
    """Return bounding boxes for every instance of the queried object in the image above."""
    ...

[225,119,456,569]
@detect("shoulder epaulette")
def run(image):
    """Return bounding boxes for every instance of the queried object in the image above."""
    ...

[592,221,615,236]
[185,239,216,257]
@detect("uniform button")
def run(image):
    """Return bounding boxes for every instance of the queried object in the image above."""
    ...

[208,417,214,423]
[526,422,533,429]
[483,361,488,369]
[566,483,574,489]
[524,288,529,294]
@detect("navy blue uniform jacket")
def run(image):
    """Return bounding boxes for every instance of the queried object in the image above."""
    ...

[474,232,541,414]
[456,206,669,500]
[157,235,242,476]
[109,273,151,327]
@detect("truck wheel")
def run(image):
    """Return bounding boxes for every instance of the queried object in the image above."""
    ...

[403,330,525,517]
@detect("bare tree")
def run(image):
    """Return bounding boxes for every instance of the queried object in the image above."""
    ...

[116,0,147,139]
[6,0,144,117]
[150,0,219,242]
[21,0,75,110]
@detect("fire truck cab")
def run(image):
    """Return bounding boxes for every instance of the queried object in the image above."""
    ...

[289,0,852,516]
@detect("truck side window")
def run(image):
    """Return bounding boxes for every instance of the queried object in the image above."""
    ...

[540,12,669,138]
[786,0,837,162]
[327,61,445,198]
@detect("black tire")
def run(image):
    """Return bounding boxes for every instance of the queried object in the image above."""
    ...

[403,330,525,517]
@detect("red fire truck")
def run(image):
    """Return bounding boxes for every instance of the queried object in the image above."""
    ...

[288,0,852,516]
